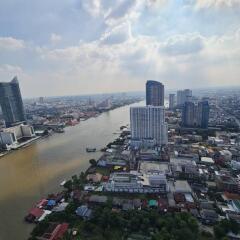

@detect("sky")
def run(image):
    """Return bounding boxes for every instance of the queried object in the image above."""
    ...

[0,0,240,97]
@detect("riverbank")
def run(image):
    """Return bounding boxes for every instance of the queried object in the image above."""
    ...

[0,99,141,160]
[0,101,145,240]
[26,129,128,239]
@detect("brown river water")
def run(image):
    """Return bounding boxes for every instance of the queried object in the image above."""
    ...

[0,101,144,240]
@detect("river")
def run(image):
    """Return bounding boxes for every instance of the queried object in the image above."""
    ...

[0,101,145,240]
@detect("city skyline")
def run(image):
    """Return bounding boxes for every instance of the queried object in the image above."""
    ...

[0,0,240,97]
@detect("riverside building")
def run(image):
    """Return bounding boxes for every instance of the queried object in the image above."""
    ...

[0,77,26,127]
[130,106,168,147]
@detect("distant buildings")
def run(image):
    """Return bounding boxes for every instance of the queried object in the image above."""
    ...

[182,101,195,127]
[39,97,44,104]
[0,77,26,127]
[177,89,192,106]
[182,100,210,129]
[97,98,111,110]
[146,80,164,106]
[169,94,175,109]
[130,106,168,146]
[197,100,210,128]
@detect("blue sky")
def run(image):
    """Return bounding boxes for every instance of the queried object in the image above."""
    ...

[0,0,240,97]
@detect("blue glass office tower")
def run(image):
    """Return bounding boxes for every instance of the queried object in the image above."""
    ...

[0,77,26,127]
[197,100,210,128]
[146,80,164,106]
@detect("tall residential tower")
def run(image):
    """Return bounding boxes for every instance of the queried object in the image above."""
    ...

[182,101,195,127]
[197,100,210,128]
[146,80,164,106]
[169,94,175,109]
[177,89,192,106]
[130,106,168,146]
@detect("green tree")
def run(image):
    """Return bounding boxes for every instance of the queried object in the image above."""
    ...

[89,159,97,166]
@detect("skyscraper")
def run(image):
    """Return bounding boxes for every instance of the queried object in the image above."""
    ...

[169,94,175,109]
[130,106,168,146]
[177,89,192,106]
[197,100,210,128]
[146,80,164,106]
[182,101,195,127]
[0,77,26,127]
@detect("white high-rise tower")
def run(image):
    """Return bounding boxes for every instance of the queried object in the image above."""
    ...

[130,106,168,147]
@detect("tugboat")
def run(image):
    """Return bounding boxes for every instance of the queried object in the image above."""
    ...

[86,148,96,152]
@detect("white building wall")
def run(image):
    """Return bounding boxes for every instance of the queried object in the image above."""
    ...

[21,125,35,137]
[130,106,168,146]
[4,125,22,139]
[3,124,35,140]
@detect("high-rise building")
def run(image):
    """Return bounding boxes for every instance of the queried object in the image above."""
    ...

[39,97,44,103]
[169,94,175,109]
[130,106,168,146]
[0,77,26,127]
[177,89,192,106]
[146,80,164,106]
[197,100,210,128]
[182,101,195,127]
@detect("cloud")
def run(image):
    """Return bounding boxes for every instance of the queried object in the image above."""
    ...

[0,64,23,73]
[50,33,62,44]
[100,21,133,44]
[0,37,25,51]
[0,0,240,97]
[195,0,240,9]
[81,0,103,17]
[7,27,240,97]
[160,33,204,56]
[105,0,140,25]
[0,64,23,82]
[145,0,169,10]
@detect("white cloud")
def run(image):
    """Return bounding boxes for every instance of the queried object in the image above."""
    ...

[50,33,62,44]
[0,0,240,97]
[24,26,240,96]
[0,64,24,82]
[145,0,169,10]
[160,33,204,56]
[0,64,23,73]
[0,37,25,51]
[100,21,133,44]
[195,0,240,9]
[104,0,141,26]
[81,0,103,17]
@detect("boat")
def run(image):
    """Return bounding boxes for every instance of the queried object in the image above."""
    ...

[86,148,96,152]
[55,128,65,133]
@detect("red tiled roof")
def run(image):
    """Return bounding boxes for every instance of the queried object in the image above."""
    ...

[49,223,69,240]
[30,208,44,218]
[224,192,240,200]
[37,199,48,208]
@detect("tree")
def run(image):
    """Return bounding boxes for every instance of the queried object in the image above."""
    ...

[63,180,73,191]
[89,159,97,166]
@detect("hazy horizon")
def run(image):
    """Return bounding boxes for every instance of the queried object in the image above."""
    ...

[20,84,240,100]
[1,0,240,98]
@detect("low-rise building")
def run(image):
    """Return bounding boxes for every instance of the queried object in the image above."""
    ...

[0,124,35,149]
[104,172,168,193]
[216,175,240,193]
